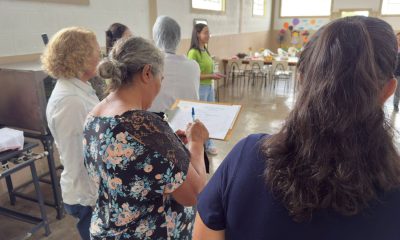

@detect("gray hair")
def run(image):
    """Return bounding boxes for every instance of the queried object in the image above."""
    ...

[152,16,181,53]
[97,36,164,92]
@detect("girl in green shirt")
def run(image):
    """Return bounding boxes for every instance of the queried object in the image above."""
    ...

[188,23,224,155]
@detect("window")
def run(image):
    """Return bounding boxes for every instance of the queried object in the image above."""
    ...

[340,10,369,18]
[280,0,332,17]
[193,18,208,25]
[253,0,266,16]
[381,0,400,15]
[192,0,225,12]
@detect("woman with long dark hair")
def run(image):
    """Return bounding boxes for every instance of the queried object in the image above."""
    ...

[392,32,400,112]
[105,23,132,54]
[188,23,224,155]
[193,16,400,240]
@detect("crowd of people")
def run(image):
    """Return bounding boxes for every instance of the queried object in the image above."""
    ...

[42,16,400,240]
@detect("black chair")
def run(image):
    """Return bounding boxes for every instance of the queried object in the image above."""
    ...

[0,142,51,238]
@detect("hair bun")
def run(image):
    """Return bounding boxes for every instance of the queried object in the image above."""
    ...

[97,59,127,88]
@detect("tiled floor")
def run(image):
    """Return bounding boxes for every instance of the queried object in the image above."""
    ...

[1,77,399,240]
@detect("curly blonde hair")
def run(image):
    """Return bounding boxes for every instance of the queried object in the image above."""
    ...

[41,27,97,79]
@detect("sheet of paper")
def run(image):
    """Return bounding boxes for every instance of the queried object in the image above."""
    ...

[169,100,241,140]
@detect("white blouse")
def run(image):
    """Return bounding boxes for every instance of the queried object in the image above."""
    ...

[46,78,99,206]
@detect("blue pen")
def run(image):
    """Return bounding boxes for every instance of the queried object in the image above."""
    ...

[191,107,195,121]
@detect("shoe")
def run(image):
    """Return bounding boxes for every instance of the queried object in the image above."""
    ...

[206,146,218,155]
[395,105,399,112]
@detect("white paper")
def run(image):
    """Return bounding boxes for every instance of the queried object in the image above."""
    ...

[0,127,24,152]
[169,100,241,140]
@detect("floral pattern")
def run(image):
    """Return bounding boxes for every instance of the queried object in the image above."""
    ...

[83,110,194,239]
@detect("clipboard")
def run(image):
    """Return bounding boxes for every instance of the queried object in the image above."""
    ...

[168,99,242,141]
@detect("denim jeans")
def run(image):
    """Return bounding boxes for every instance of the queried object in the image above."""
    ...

[199,84,215,102]
[64,203,92,240]
[394,76,400,108]
[199,84,215,150]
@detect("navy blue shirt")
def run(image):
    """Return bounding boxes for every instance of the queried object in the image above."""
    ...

[395,53,400,76]
[197,134,400,240]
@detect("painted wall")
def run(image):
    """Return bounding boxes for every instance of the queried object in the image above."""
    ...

[272,0,400,50]
[274,0,400,30]
[156,0,240,38]
[0,0,149,57]
[0,0,273,58]
[241,0,272,33]
[156,0,272,58]
[156,0,272,36]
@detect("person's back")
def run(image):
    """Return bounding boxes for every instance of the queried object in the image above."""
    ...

[42,27,101,240]
[150,53,200,112]
[150,16,200,112]
[194,16,400,240]
[197,134,400,240]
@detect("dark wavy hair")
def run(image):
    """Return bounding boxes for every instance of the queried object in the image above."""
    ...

[106,23,129,54]
[263,16,400,222]
[188,23,210,55]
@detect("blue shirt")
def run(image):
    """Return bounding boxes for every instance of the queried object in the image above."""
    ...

[197,134,400,240]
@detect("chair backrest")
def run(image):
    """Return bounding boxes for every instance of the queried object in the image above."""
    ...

[227,59,244,73]
[0,67,49,135]
[248,60,264,71]
[271,60,289,75]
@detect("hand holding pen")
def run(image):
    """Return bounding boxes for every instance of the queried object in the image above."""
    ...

[186,113,209,144]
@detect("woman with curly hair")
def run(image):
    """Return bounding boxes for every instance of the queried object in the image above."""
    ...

[193,16,400,240]
[42,27,101,240]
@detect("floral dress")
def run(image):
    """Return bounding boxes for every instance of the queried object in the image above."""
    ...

[83,110,195,239]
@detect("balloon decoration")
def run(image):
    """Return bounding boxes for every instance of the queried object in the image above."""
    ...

[279,18,324,48]
[301,30,310,44]
[278,29,287,47]
[291,31,300,45]
[283,22,289,30]
[292,18,300,26]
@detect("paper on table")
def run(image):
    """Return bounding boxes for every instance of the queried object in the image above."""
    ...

[169,100,241,140]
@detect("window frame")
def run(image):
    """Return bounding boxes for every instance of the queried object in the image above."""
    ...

[190,0,226,14]
[380,0,400,16]
[252,0,267,17]
[279,0,333,18]
[193,18,208,26]
[339,8,371,18]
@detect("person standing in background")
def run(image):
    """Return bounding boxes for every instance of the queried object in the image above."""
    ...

[393,32,400,112]
[105,23,132,54]
[149,16,200,112]
[42,27,101,240]
[188,23,224,155]
[90,23,132,101]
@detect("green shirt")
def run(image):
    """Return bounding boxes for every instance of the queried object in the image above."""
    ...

[187,48,213,85]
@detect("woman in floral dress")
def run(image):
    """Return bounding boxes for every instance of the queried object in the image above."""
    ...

[83,37,209,239]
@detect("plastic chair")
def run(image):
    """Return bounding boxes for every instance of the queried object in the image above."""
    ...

[227,59,246,86]
[270,60,292,91]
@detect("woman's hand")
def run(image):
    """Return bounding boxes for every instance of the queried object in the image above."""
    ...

[212,73,225,79]
[186,120,209,144]
[175,129,188,145]
[172,121,208,206]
